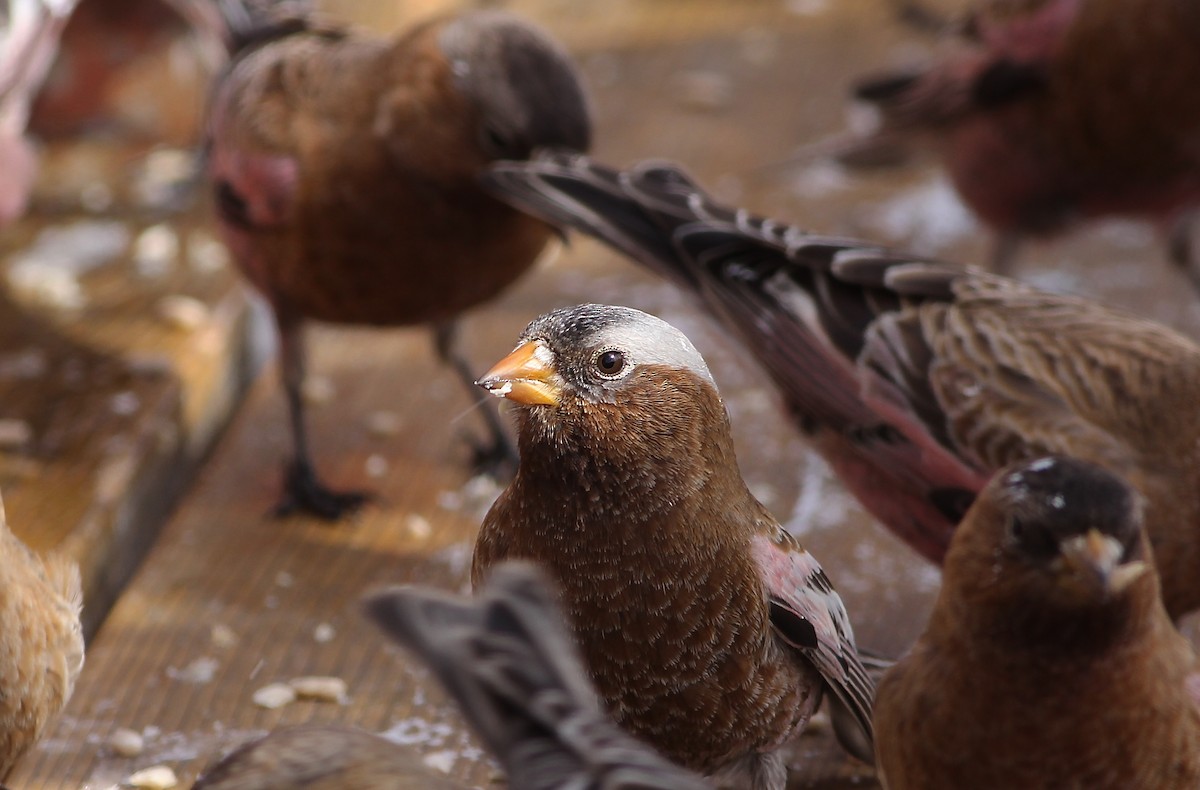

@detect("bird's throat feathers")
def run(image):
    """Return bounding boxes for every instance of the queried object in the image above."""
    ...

[509,372,743,537]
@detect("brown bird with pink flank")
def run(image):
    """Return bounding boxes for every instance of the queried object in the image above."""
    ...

[473,304,875,790]
[207,8,591,519]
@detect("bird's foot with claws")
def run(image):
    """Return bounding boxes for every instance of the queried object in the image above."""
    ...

[273,460,371,521]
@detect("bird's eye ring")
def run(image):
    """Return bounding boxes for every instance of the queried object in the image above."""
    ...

[594,348,627,378]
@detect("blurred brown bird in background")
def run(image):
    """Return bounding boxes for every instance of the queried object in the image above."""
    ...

[207,7,592,519]
[0,491,83,777]
[483,153,1200,621]
[874,456,1200,789]
[195,563,708,790]
[835,0,1200,278]
[0,0,79,227]
[367,561,711,790]
[472,304,875,790]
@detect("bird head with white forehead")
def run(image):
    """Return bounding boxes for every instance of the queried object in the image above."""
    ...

[477,303,728,517]
[948,455,1153,640]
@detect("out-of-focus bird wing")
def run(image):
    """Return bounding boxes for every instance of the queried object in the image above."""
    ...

[365,562,710,790]
[193,725,462,789]
[750,526,875,764]
[164,0,314,61]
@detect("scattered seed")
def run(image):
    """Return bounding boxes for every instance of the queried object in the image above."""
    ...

[133,224,179,278]
[290,676,347,703]
[126,765,178,789]
[108,728,144,758]
[187,231,230,273]
[406,513,432,540]
[7,263,85,311]
[302,376,334,405]
[365,454,388,478]
[110,391,141,417]
[166,656,218,685]
[365,410,402,437]
[673,70,733,112]
[210,624,237,649]
[157,295,209,332]
[423,750,456,774]
[313,622,336,643]
[0,419,32,449]
[252,683,296,709]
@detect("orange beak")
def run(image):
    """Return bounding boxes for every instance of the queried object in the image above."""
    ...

[476,340,561,406]
[1060,529,1148,596]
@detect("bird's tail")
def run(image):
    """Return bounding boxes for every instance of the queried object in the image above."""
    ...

[484,152,713,293]
[364,562,708,789]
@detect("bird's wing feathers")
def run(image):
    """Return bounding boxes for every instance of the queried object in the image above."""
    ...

[909,275,1200,472]
[486,154,989,561]
[751,528,876,764]
[484,154,1200,563]
[365,563,709,790]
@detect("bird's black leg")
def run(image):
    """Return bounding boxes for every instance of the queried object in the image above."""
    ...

[272,314,370,520]
[433,320,518,478]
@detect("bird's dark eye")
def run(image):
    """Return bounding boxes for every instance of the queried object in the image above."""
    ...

[595,349,626,378]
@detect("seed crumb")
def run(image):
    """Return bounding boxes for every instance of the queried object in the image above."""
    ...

[252,683,296,709]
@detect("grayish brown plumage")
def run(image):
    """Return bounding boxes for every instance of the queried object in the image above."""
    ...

[473,304,875,790]
[875,456,1200,788]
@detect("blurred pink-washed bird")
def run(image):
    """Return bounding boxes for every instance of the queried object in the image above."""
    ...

[207,7,591,520]
[0,0,79,226]
[472,304,875,789]
[875,456,1200,789]
[483,153,1200,621]
[834,0,1200,277]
